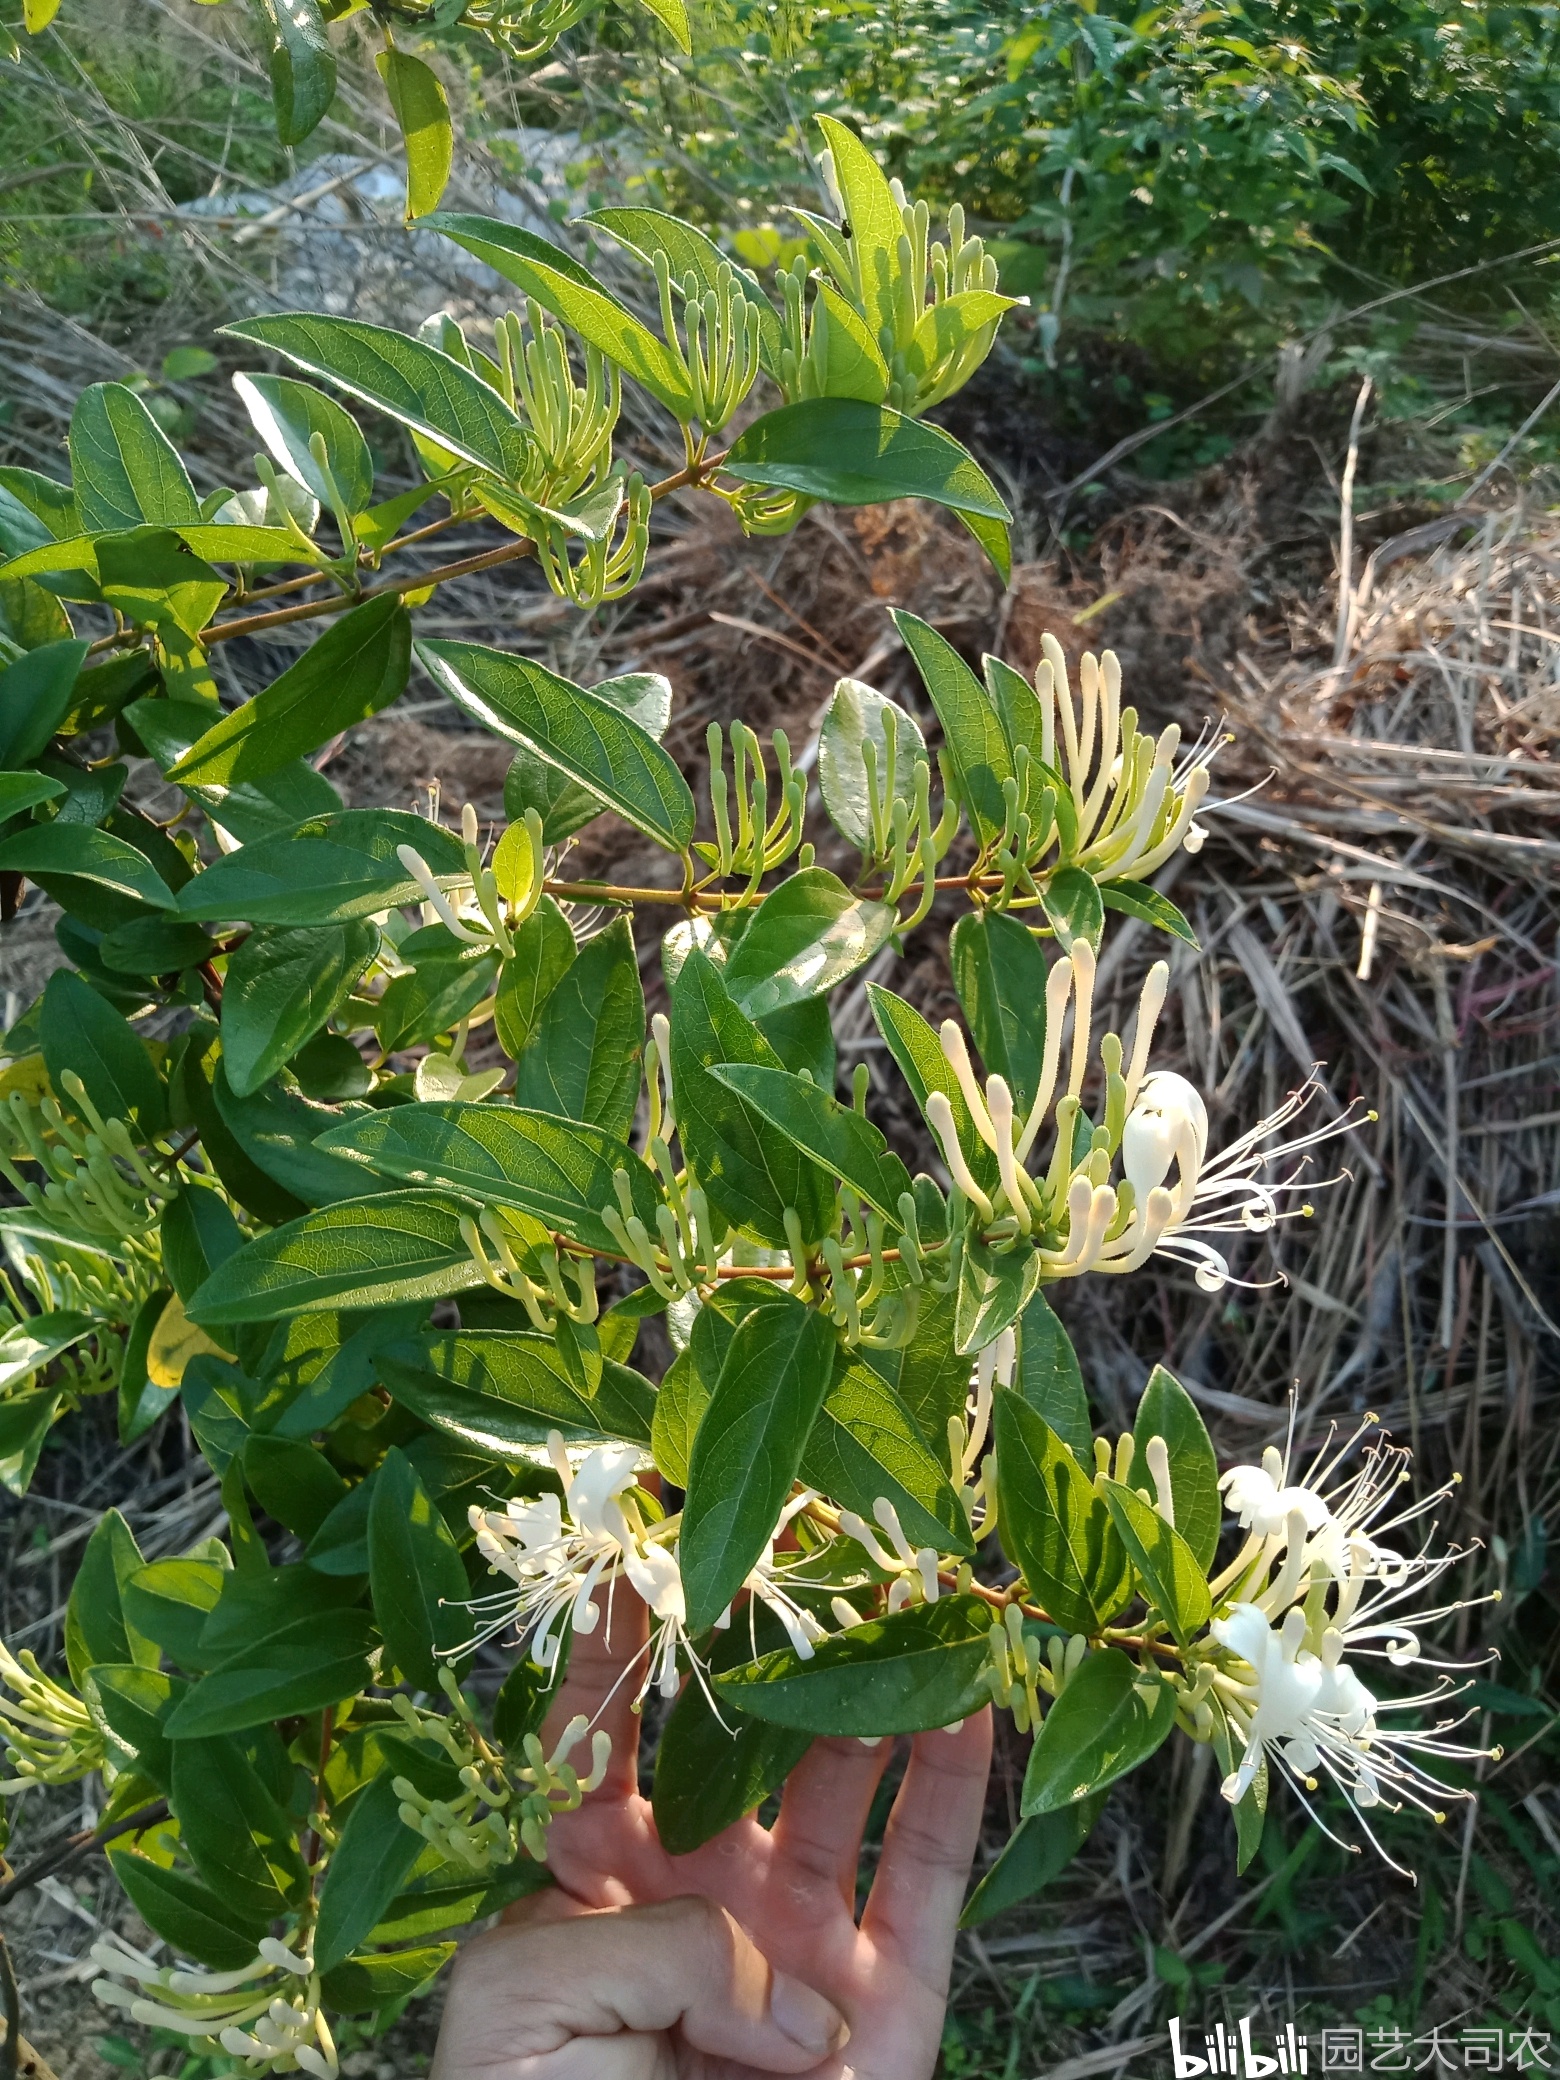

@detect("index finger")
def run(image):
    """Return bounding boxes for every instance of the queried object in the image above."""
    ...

[859,1707,992,1983]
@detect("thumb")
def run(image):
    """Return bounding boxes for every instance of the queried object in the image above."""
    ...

[435,1893,849,2075]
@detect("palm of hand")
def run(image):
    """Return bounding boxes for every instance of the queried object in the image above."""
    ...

[436,1599,992,2080]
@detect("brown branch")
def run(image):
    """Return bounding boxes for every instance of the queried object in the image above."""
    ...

[0,1799,168,1910]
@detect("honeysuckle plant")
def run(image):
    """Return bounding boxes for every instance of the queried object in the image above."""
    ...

[0,117,1489,2070]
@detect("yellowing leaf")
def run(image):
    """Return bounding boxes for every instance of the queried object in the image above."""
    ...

[146,1293,225,1390]
[376,49,453,222]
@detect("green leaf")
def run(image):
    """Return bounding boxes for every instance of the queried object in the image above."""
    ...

[371,1867,551,1944]
[69,383,200,534]
[1043,866,1105,955]
[650,1349,701,1488]
[0,636,87,765]
[893,611,1010,845]
[0,1310,92,1402]
[1016,1288,1091,1464]
[811,117,903,335]
[233,373,373,517]
[710,1065,911,1223]
[723,867,896,1020]
[108,1850,268,1970]
[950,911,1050,1118]
[992,1392,1131,1634]
[377,1331,655,1451]
[378,48,453,220]
[0,771,64,821]
[0,820,176,911]
[801,1355,973,1557]
[170,598,410,788]
[584,207,781,371]
[222,315,532,482]
[1021,1648,1177,1816]
[129,695,344,847]
[244,1435,350,1541]
[627,0,691,48]
[1101,879,1199,947]
[316,1773,425,1974]
[177,807,468,927]
[501,672,674,846]
[121,1558,228,1674]
[1212,1712,1267,1874]
[669,949,833,1249]
[493,895,575,1058]
[1099,1479,1211,1648]
[1133,1366,1221,1572]
[681,1295,838,1634]
[425,215,697,419]
[64,1509,153,1689]
[817,677,926,854]
[212,1072,375,1210]
[221,922,377,1098]
[95,1664,183,1787]
[317,1101,661,1256]
[0,1385,58,1496]
[960,1792,1104,1927]
[100,915,213,977]
[321,1943,454,2015]
[810,281,891,403]
[41,968,166,1134]
[956,1235,1040,1356]
[511,915,645,1139]
[190,1191,479,1325]
[417,639,695,854]
[97,530,226,640]
[866,981,998,1194]
[171,1735,309,1918]
[723,401,1010,574]
[164,1609,374,1736]
[652,1607,812,1855]
[892,1282,975,1449]
[717,1595,992,1736]
[258,0,335,144]
[370,1445,470,1689]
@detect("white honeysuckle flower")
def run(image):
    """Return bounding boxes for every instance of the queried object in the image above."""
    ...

[839,1497,943,1607]
[90,1931,337,2077]
[717,1494,833,1661]
[1035,634,1226,885]
[924,942,1365,1294]
[1210,1600,1489,1874]
[469,1435,707,1710]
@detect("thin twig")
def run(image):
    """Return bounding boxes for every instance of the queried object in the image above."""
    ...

[0,1800,168,1910]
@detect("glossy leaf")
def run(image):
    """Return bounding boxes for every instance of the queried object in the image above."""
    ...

[41,968,166,1135]
[950,910,1050,1117]
[189,1191,480,1325]
[120,1558,228,1674]
[0,821,176,911]
[378,1332,655,1451]
[669,949,834,1248]
[502,672,672,846]
[893,610,1010,844]
[371,1867,551,1943]
[170,598,410,788]
[1021,1648,1177,1816]
[801,1356,973,1557]
[1044,866,1106,954]
[1101,878,1199,947]
[64,1509,154,1689]
[716,1595,992,1736]
[711,1064,911,1223]
[260,0,335,144]
[1099,1477,1212,1647]
[418,639,695,853]
[814,116,905,347]
[243,1435,350,1542]
[866,981,998,1194]
[992,1391,1131,1634]
[177,807,467,927]
[170,1736,309,1920]
[109,1850,268,1971]
[316,1774,426,1975]
[221,922,377,1098]
[724,868,896,1020]
[1133,1366,1221,1572]
[817,677,926,854]
[317,1101,661,1256]
[1016,1288,1091,1464]
[69,383,200,533]
[233,372,374,516]
[493,895,575,1058]
[163,1609,374,1737]
[377,48,453,220]
[960,1792,1104,1927]
[370,1446,470,1689]
[724,402,1010,575]
[652,1607,812,1855]
[223,315,532,482]
[585,206,781,369]
[425,215,697,418]
[511,916,645,1139]
[0,636,87,765]
[681,1295,837,1634]
[955,1235,1040,1356]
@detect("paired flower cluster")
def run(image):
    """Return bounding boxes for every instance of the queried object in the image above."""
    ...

[927,941,1365,1294]
[90,1933,337,2078]
[1198,1426,1490,1866]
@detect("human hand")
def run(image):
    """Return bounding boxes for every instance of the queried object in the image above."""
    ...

[431,1592,993,2079]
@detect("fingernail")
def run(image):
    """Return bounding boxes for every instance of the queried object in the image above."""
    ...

[770,1971,849,2056]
